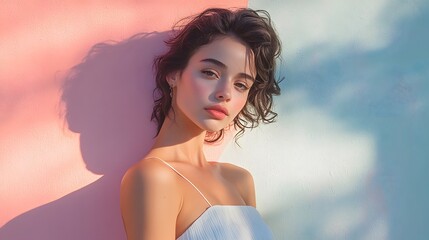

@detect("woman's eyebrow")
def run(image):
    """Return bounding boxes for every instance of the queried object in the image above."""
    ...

[200,58,226,69]
[238,73,255,82]
[200,58,255,82]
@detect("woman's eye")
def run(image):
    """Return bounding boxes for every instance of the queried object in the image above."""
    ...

[235,82,249,91]
[202,70,218,78]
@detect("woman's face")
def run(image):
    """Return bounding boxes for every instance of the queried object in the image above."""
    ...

[169,35,256,132]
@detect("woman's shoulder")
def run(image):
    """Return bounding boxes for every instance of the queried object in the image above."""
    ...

[121,158,182,192]
[215,162,256,206]
[216,162,253,180]
[120,158,182,239]
[216,162,253,179]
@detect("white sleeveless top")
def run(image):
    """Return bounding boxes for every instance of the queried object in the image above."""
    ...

[148,157,273,240]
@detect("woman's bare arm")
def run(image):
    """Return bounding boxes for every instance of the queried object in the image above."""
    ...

[120,160,182,239]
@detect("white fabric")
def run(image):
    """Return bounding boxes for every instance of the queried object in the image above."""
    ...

[177,205,273,240]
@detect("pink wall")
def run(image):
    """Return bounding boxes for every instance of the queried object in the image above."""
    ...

[0,1,246,239]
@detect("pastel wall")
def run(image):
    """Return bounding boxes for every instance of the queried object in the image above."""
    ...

[2,1,428,240]
[219,0,428,239]
[0,1,246,239]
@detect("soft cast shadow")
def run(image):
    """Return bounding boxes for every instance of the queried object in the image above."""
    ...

[0,31,170,240]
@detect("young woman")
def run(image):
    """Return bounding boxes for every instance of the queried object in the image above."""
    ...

[120,8,281,240]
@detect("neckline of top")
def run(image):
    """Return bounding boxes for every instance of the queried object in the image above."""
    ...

[177,205,259,239]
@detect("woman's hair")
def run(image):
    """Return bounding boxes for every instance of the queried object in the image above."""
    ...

[152,8,282,143]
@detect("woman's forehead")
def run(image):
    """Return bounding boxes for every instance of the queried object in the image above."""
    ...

[189,36,256,76]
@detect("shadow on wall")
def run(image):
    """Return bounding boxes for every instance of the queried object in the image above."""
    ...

[0,32,169,240]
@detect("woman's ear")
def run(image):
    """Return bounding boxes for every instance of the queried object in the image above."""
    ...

[166,71,180,87]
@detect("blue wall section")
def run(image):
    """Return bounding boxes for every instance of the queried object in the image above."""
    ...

[247,1,429,239]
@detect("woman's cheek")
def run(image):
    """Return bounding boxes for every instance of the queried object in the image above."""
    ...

[196,79,217,100]
[182,73,207,102]
[231,95,248,117]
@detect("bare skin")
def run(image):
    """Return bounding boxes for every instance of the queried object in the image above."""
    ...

[120,35,257,240]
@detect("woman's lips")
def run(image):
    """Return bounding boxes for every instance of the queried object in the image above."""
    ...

[204,105,229,120]
[205,109,227,120]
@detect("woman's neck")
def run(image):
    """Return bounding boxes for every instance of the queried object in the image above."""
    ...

[150,114,209,167]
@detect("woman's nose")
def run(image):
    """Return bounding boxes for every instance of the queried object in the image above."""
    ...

[215,82,232,101]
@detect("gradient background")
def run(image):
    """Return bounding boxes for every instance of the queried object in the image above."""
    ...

[1,0,428,239]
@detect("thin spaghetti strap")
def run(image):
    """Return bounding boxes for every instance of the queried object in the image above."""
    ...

[145,157,212,207]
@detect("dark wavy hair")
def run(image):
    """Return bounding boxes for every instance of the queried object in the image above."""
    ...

[152,8,282,143]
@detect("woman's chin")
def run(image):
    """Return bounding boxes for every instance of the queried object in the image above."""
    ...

[198,120,230,132]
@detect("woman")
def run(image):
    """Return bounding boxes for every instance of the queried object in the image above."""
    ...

[120,8,281,239]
